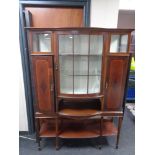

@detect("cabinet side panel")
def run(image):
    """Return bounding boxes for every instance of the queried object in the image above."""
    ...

[105,56,129,110]
[31,56,54,113]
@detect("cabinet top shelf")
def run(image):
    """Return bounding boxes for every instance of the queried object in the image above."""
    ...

[25,27,134,33]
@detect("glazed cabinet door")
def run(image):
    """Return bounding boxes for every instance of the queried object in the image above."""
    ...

[31,56,55,113]
[57,33,104,96]
[105,56,130,110]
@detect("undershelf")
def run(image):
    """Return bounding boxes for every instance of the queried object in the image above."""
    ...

[58,108,102,117]
[40,122,56,137]
[39,119,117,138]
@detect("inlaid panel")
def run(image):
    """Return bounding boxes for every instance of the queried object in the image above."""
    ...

[31,56,54,113]
[105,56,129,110]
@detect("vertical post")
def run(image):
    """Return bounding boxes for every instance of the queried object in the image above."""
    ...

[56,117,59,150]
[116,117,123,149]
[35,118,41,150]
[100,96,104,111]
[99,116,103,149]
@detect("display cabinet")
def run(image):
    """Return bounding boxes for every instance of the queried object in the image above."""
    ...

[26,27,133,150]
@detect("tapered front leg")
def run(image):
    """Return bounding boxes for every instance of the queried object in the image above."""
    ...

[116,117,123,149]
[35,118,41,150]
[55,117,59,150]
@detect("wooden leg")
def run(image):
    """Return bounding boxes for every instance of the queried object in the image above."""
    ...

[100,117,103,137]
[56,117,59,150]
[98,117,103,149]
[116,117,123,149]
[35,118,41,151]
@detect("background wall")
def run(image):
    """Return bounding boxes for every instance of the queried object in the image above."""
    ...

[117,10,135,29]
[19,56,28,131]
[90,0,119,28]
[19,0,134,131]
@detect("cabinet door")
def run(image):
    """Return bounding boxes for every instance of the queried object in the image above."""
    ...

[31,56,54,113]
[58,34,104,95]
[105,56,130,110]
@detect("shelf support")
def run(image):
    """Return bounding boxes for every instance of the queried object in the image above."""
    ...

[100,96,104,111]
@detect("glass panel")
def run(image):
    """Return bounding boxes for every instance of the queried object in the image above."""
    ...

[32,33,51,52]
[88,76,101,93]
[110,34,128,53]
[89,56,102,75]
[59,55,73,76]
[59,35,73,55]
[90,35,103,55]
[59,55,73,94]
[74,76,87,94]
[74,56,88,75]
[60,75,73,94]
[74,35,89,55]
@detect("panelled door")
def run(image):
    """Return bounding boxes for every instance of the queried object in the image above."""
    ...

[31,56,55,113]
[105,56,130,110]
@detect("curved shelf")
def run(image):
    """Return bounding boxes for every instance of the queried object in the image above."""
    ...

[38,119,118,139]
[59,119,117,139]
[58,109,102,118]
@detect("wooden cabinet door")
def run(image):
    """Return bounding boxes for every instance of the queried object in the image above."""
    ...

[31,56,54,113]
[105,56,130,111]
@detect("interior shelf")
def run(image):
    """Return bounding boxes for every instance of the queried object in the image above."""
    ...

[59,120,100,138]
[59,119,117,138]
[58,108,102,117]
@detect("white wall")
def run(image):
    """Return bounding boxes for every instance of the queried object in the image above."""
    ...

[91,0,120,28]
[19,0,121,131]
[19,58,28,131]
[119,0,135,10]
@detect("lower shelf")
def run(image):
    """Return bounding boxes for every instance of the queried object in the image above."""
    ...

[39,119,118,138]
[40,122,56,137]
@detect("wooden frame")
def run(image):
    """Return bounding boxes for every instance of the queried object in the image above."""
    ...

[25,27,134,150]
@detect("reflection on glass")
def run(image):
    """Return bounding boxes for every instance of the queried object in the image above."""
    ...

[60,75,73,94]
[90,35,103,55]
[88,76,100,93]
[74,35,89,55]
[32,33,51,52]
[110,34,128,53]
[74,76,87,94]
[59,35,73,54]
[74,56,88,75]
[59,56,73,75]
[89,56,102,75]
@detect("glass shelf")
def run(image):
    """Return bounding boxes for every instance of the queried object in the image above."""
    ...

[58,34,103,95]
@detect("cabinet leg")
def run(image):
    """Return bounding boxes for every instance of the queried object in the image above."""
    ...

[35,118,41,151]
[56,137,59,150]
[55,117,59,150]
[38,139,41,151]
[116,117,123,149]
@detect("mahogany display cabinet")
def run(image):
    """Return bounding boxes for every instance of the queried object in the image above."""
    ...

[26,27,133,150]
